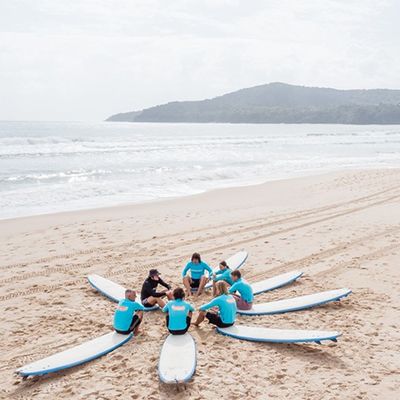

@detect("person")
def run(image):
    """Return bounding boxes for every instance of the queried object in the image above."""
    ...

[182,252,213,297]
[113,289,144,335]
[141,269,173,309]
[162,287,194,335]
[211,260,233,296]
[193,281,236,328]
[228,270,254,310]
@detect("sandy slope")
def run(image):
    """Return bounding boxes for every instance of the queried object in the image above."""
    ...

[0,169,399,399]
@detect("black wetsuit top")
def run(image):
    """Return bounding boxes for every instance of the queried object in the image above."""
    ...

[141,277,171,300]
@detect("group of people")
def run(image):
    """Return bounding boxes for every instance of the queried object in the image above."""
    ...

[113,252,254,336]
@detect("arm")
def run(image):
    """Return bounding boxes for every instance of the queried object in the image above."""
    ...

[199,298,218,312]
[136,310,144,320]
[158,278,171,290]
[182,263,190,277]
[228,282,237,294]
[162,304,169,313]
[144,281,165,298]
[204,263,213,277]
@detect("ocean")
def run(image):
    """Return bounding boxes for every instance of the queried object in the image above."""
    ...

[0,121,399,219]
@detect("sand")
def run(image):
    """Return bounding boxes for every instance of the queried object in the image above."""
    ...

[1,168,400,399]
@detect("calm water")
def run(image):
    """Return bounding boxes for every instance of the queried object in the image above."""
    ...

[0,121,399,219]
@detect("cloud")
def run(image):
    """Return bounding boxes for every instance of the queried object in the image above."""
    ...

[0,0,399,120]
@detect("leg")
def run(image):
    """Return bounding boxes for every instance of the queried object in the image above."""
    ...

[145,296,166,308]
[192,311,206,326]
[130,315,142,335]
[212,280,217,296]
[183,276,192,296]
[196,275,208,296]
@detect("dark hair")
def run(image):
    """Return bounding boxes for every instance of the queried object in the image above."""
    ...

[173,287,185,300]
[191,252,201,262]
[231,270,241,279]
[220,261,228,268]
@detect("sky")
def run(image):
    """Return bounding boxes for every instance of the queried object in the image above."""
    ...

[0,0,399,121]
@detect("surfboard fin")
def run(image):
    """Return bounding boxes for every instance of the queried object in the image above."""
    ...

[315,340,322,345]
[331,338,337,342]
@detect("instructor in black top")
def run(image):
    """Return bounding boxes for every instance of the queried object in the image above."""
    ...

[141,269,173,308]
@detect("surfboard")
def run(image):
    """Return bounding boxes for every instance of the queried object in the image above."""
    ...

[203,250,248,290]
[216,325,341,344]
[251,270,303,295]
[87,274,158,311]
[158,333,196,384]
[16,332,133,377]
[237,288,352,315]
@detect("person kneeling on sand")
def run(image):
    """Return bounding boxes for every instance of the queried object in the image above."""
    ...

[182,252,213,297]
[229,270,254,310]
[162,287,194,335]
[211,260,233,296]
[113,289,144,335]
[141,269,173,309]
[193,281,236,328]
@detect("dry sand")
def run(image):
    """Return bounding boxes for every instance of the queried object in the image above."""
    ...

[1,169,400,399]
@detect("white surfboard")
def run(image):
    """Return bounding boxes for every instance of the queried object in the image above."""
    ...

[203,250,248,290]
[87,274,158,311]
[216,325,341,344]
[158,333,196,384]
[16,332,133,377]
[237,288,352,315]
[251,270,303,295]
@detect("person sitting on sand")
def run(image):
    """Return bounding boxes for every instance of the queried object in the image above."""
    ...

[192,281,236,328]
[229,270,254,310]
[182,252,213,297]
[113,289,144,335]
[211,260,233,296]
[162,287,194,335]
[141,269,173,309]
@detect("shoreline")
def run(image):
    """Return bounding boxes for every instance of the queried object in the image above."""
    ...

[1,168,400,399]
[0,166,396,226]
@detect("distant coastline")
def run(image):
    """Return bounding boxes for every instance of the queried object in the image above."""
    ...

[107,82,400,124]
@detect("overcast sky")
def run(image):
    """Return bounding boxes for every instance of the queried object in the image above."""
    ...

[0,0,399,121]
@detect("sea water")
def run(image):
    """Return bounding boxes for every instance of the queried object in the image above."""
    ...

[0,121,399,219]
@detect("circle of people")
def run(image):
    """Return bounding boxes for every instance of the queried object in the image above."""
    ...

[113,252,254,336]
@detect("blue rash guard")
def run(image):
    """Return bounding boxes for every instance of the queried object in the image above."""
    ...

[229,278,254,303]
[214,268,234,285]
[162,299,195,330]
[199,294,237,324]
[182,261,213,280]
[113,299,144,332]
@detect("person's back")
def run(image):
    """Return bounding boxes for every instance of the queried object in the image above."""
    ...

[162,288,194,335]
[212,293,237,324]
[194,281,236,328]
[113,290,144,335]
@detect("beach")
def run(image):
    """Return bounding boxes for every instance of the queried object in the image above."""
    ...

[1,168,400,399]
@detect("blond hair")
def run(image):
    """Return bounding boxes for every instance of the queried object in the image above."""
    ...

[216,281,228,295]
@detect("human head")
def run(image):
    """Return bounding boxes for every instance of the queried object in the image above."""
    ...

[125,289,137,301]
[216,281,228,295]
[219,260,228,271]
[191,252,201,264]
[149,268,160,280]
[173,287,185,300]
[231,270,241,282]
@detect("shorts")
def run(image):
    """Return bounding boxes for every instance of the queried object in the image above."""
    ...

[233,295,253,310]
[190,278,201,288]
[205,312,234,328]
[166,315,191,335]
[115,315,141,335]
[142,297,156,308]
